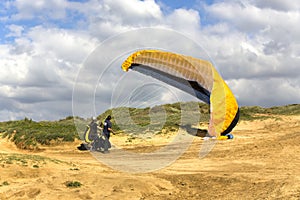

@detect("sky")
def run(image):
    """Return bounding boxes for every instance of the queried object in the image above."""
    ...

[0,0,299,121]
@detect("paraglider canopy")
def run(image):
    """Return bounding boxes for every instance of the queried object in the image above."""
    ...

[121,50,239,137]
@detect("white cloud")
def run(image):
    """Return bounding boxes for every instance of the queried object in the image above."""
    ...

[195,0,300,108]
[103,0,163,24]
[166,8,201,34]
[26,27,97,63]
[1,0,300,121]
[81,0,164,39]
[0,44,30,84]
[230,77,300,107]
[0,24,97,121]
[205,1,300,45]
[6,24,24,37]
[70,0,201,40]
[251,0,300,11]
[12,0,67,20]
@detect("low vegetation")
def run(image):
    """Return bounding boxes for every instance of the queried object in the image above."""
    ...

[0,181,9,187]
[239,104,300,121]
[1,102,299,149]
[98,102,210,135]
[0,153,66,167]
[0,117,81,150]
[65,181,82,188]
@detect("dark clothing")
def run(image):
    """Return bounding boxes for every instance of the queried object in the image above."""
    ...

[103,119,112,139]
[103,119,112,151]
[90,121,98,134]
[102,134,111,151]
[89,121,98,140]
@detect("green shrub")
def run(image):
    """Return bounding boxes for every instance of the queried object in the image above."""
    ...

[0,181,9,186]
[0,117,80,149]
[65,181,82,188]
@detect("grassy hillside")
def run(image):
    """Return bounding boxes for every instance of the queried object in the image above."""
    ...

[239,103,300,120]
[0,117,82,150]
[98,102,210,135]
[1,102,299,149]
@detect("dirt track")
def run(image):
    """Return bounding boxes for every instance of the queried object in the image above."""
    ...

[0,115,299,199]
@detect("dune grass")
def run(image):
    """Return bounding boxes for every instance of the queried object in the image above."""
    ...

[239,104,300,121]
[0,117,80,149]
[0,153,66,167]
[1,102,299,149]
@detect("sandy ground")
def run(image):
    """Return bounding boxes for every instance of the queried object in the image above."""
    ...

[0,115,299,200]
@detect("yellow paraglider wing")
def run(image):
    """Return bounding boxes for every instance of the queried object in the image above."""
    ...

[121,50,239,137]
[210,67,239,136]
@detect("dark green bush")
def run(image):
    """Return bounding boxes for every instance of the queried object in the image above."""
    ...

[65,181,82,188]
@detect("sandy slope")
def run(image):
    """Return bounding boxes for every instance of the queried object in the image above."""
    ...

[0,115,299,200]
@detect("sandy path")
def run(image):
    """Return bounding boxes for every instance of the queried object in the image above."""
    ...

[0,115,299,199]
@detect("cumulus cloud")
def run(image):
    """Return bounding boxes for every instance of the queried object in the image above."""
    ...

[1,12,97,120]
[200,1,300,107]
[5,24,24,37]
[103,0,163,25]
[12,0,67,20]
[165,8,201,35]
[251,0,300,11]
[0,0,299,121]
[230,78,300,107]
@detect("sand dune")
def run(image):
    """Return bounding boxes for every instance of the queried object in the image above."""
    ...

[0,115,299,199]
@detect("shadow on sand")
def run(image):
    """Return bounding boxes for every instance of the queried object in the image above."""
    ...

[181,124,208,137]
[77,143,89,151]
